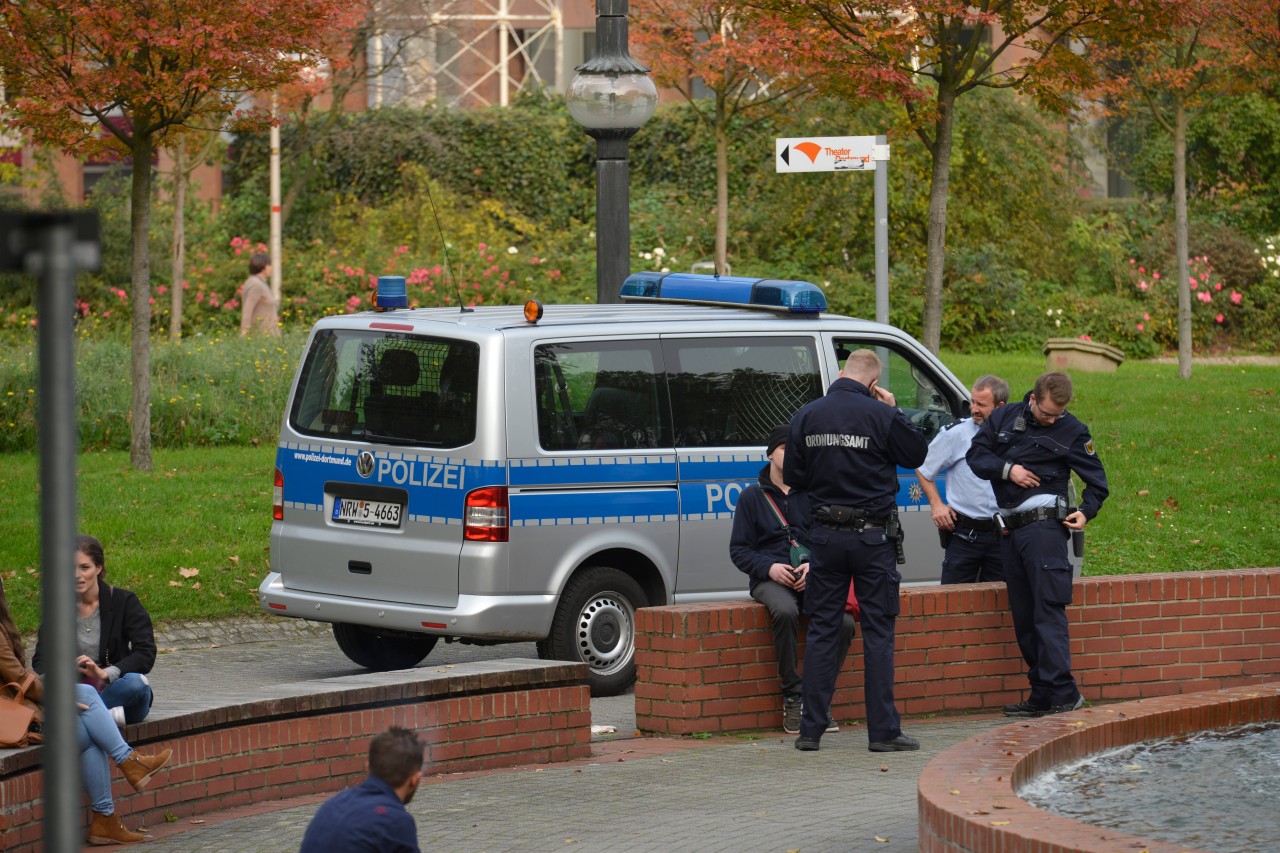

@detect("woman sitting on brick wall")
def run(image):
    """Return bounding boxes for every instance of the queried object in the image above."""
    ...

[1,561,171,844]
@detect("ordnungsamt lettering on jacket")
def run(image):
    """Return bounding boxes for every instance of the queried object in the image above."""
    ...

[804,433,871,449]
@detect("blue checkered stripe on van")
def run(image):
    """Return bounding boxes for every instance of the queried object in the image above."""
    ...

[509,454,679,526]
[277,442,503,524]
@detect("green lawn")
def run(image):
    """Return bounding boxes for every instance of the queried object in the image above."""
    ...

[1,446,275,632]
[944,353,1280,577]
[2,354,1276,632]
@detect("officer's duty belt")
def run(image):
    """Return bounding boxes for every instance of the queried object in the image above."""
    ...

[1002,506,1061,530]
[815,505,888,530]
[954,512,996,532]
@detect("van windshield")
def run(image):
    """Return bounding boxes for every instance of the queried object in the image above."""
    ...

[290,329,479,447]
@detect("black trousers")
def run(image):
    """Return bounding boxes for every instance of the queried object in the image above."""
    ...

[940,527,1005,584]
[799,523,901,742]
[1002,519,1078,705]
[751,579,855,699]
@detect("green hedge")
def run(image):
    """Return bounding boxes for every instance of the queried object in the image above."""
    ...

[3,89,1278,357]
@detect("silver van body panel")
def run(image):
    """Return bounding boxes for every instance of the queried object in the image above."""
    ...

[262,303,995,645]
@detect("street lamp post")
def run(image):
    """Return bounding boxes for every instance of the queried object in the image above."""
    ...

[566,0,658,305]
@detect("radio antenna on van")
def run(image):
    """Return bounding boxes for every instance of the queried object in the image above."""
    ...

[423,177,472,313]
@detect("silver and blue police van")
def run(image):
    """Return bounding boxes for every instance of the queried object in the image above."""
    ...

[259,273,974,694]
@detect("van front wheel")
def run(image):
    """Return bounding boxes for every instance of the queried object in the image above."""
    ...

[333,623,438,671]
[538,566,646,697]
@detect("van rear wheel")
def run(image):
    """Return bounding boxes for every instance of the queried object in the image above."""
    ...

[333,623,438,671]
[538,566,647,697]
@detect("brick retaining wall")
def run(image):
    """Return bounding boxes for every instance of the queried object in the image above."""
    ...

[0,662,590,851]
[635,568,1280,734]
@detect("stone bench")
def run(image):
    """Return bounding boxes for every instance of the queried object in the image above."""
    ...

[634,569,1280,735]
[0,659,590,852]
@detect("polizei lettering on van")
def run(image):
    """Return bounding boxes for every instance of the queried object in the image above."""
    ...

[376,459,466,489]
[805,433,871,449]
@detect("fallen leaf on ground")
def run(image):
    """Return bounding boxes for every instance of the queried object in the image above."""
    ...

[879,765,889,772]
[168,581,183,587]
[178,567,199,578]
[228,555,240,565]
[874,835,890,843]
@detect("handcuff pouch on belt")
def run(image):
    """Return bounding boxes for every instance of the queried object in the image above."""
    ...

[816,504,864,527]
[816,505,905,564]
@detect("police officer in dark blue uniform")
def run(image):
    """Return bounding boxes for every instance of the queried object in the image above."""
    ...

[967,371,1109,718]
[784,349,928,752]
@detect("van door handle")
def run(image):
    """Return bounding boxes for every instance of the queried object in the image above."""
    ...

[348,561,372,575]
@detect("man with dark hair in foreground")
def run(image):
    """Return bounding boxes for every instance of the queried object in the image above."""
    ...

[300,726,424,853]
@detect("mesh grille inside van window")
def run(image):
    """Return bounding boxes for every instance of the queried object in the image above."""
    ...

[290,330,480,447]
[662,337,822,447]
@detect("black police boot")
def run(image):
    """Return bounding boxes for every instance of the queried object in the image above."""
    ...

[868,733,920,752]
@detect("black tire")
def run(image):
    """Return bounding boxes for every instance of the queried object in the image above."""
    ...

[332,623,438,671]
[537,566,647,697]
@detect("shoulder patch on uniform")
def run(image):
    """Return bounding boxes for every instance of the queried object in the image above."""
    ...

[942,420,963,431]
[1084,439,1096,456]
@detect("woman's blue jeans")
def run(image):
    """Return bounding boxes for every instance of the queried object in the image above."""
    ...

[76,684,133,815]
[99,672,153,723]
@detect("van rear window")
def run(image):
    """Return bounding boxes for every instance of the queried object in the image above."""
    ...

[290,329,479,447]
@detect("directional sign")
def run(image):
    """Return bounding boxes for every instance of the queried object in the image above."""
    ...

[775,135,888,173]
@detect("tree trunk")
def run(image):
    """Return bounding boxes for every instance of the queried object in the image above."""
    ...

[921,88,957,355]
[129,135,154,471]
[714,97,730,276]
[1173,95,1192,380]
[170,136,186,340]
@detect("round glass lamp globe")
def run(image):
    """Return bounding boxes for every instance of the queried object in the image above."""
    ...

[566,71,658,130]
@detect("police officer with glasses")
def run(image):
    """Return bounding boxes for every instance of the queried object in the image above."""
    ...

[785,349,928,752]
[916,375,1010,584]
[967,371,1109,718]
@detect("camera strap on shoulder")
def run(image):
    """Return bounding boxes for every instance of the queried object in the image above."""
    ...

[761,492,801,545]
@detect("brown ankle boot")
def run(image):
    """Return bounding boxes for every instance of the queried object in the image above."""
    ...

[118,748,172,791]
[87,810,145,845]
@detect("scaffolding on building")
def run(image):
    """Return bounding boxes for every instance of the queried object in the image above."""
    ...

[374,0,567,109]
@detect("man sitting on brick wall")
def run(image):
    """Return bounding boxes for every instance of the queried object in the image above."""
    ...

[730,424,856,735]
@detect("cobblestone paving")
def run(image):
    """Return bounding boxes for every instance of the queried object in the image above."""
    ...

[111,621,1006,852]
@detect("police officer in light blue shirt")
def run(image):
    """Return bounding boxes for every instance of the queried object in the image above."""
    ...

[916,375,1010,584]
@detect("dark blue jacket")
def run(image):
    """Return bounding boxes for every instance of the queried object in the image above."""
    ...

[966,396,1109,520]
[783,377,928,514]
[730,464,810,591]
[299,776,420,853]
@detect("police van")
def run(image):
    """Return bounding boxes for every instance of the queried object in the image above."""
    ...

[259,273,974,695]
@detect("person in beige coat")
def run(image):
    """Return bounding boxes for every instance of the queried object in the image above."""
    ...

[240,251,280,337]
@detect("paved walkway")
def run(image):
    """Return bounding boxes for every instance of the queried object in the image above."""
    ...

[113,620,1009,852]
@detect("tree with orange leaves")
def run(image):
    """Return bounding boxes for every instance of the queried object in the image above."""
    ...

[1083,0,1259,379]
[0,0,358,471]
[764,1,1156,355]
[631,1,811,275]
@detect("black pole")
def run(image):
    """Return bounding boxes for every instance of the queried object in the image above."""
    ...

[1,211,99,852]
[591,130,636,304]
[580,0,649,305]
[37,218,81,853]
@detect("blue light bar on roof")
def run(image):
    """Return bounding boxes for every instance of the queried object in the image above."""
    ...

[376,275,408,310]
[619,272,827,314]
